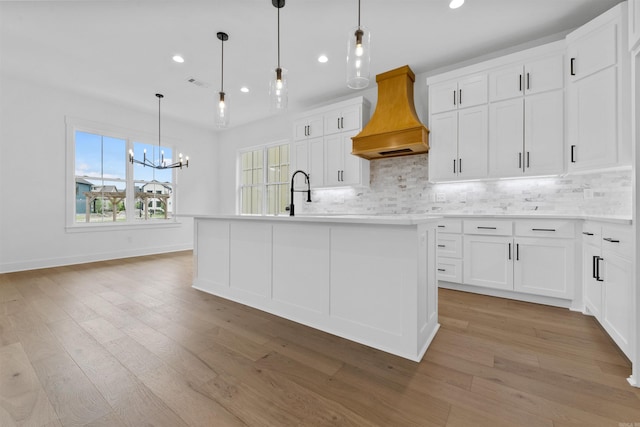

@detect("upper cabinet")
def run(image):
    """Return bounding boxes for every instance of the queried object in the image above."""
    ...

[489,53,564,102]
[488,47,565,178]
[566,2,631,171]
[430,74,488,114]
[291,97,370,189]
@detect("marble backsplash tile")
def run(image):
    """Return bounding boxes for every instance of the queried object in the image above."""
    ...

[299,154,632,217]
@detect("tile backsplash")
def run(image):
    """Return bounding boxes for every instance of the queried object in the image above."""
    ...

[299,154,632,217]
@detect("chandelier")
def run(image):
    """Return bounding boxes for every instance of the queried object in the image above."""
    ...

[128,93,189,169]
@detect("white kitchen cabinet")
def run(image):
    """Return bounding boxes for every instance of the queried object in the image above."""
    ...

[583,221,633,359]
[462,219,576,300]
[429,74,487,114]
[294,116,323,141]
[463,235,513,290]
[489,53,564,102]
[489,90,564,177]
[567,2,631,171]
[429,105,488,181]
[513,237,575,299]
[292,97,370,189]
[436,219,463,284]
[324,130,369,187]
[324,104,361,135]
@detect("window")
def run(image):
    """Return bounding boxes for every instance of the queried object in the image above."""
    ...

[68,118,179,227]
[239,142,289,215]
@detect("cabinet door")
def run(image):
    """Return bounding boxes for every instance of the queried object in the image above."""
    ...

[324,110,342,135]
[524,54,564,95]
[308,137,324,188]
[294,121,309,140]
[341,131,362,186]
[601,253,632,358]
[583,243,603,319]
[489,64,524,102]
[457,105,488,179]
[513,237,575,299]
[324,134,342,186]
[523,90,564,176]
[291,140,309,185]
[489,98,524,177]
[307,117,323,138]
[340,105,362,132]
[428,111,458,181]
[567,66,617,170]
[463,235,513,290]
[458,74,488,108]
[430,80,459,114]
[567,20,617,81]
[437,258,463,284]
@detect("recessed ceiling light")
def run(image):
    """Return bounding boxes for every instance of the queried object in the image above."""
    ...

[240,87,250,93]
[318,55,328,63]
[172,55,185,63]
[449,0,464,9]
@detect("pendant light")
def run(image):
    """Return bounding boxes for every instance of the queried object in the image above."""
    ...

[269,0,288,112]
[128,94,189,169]
[347,0,371,89]
[215,31,230,128]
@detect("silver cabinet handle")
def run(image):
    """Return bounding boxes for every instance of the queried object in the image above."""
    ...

[603,237,620,243]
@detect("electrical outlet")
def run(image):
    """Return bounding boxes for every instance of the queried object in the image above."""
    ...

[459,192,466,202]
[436,193,446,202]
[584,189,594,199]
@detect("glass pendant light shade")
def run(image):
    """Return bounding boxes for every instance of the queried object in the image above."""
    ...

[269,66,288,112]
[215,91,230,128]
[347,25,371,89]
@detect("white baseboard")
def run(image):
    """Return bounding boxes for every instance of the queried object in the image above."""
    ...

[0,244,193,273]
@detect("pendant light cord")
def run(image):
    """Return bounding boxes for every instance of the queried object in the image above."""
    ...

[277,6,281,68]
[221,38,224,92]
[158,95,161,150]
[358,0,361,28]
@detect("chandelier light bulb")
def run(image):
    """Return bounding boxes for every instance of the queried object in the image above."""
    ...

[449,0,464,9]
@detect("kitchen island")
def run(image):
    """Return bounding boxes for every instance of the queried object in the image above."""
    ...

[191,214,440,361]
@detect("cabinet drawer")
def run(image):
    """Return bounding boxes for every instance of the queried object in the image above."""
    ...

[437,234,462,258]
[515,220,575,238]
[464,220,512,236]
[601,225,632,259]
[436,219,462,234]
[582,222,602,245]
[437,257,463,283]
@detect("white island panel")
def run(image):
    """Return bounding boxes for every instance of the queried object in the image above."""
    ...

[229,222,272,298]
[272,223,330,316]
[191,215,440,361]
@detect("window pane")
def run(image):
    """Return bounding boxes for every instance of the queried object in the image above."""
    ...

[76,179,126,223]
[280,144,289,164]
[281,165,289,183]
[279,183,290,214]
[75,131,103,178]
[268,146,279,166]
[102,136,126,179]
[133,181,173,220]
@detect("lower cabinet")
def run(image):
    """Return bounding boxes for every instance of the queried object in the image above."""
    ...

[463,235,513,290]
[513,237,575,299]
[582,222,633,358]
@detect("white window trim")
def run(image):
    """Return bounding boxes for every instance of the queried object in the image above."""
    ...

[65,116,182,230]
[237,139,290,216]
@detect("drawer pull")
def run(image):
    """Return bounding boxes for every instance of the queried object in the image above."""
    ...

[437,225,445,228]
[596,256,604,282]
[603,237,620,243]
[437,268,446,272]
[582,232,594,236]
[531,228,556,232]
[437,244,446,248]
[508,243,511,260]
[477,226,497,230]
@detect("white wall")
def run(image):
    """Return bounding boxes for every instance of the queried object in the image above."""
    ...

[0,74,218,272]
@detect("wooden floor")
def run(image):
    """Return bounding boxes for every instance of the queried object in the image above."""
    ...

[1,251,639,427]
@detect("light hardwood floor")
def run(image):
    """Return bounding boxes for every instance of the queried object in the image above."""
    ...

[1,251,639,426]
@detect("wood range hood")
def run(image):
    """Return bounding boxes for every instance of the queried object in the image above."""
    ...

[352,65,429,160]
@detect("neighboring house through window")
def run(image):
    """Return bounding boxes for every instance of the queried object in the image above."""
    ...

[68,117,179,226]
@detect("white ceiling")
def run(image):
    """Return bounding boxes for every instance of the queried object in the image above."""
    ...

[0,0,623,130]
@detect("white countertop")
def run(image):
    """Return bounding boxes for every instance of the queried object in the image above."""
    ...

[181,213,632,226]
[183,213,442,226]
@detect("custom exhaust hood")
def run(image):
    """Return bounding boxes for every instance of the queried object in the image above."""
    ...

[352,65,429,160]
